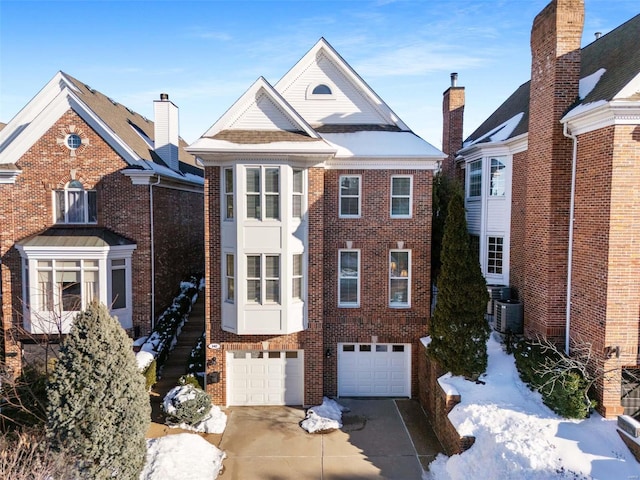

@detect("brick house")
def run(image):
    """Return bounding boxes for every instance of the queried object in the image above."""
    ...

[188,38,444,406]
[444,0,640,417]
[0,72,204,374]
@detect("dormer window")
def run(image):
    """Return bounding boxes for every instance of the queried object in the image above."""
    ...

[306,83,335,99]
[54,180,97,224]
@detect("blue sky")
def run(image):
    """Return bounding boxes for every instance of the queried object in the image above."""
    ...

[1,1,638,147]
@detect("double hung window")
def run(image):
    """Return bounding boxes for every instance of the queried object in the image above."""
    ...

[391,176,412,218]
[468,161,482,198]
[292,169,304,219]
[487,237,504,274]
[338,250,360,307]
[490,158,506,196]
[246,254,280,304]
[246,167,280,220]
[339,175,361,217]
[224,168,234,219]
[292,254,303,300]
[225,254,235,303]
[389,250,410,307]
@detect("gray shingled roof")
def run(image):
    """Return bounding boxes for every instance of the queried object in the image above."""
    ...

[63,73,202,176]
[212,130,320,144]
[465,13,640,146]
[17,227,135,248]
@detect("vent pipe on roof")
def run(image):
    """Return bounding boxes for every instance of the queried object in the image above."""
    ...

[450,72,458,87]
[160,93,169,101]
[594,32,602,40]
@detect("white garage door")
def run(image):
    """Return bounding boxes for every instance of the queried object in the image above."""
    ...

[227,350,304,406]
[338,343,411,397]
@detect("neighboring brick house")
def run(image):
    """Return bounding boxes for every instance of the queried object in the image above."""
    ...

[0,72,204,374]
[188,38,444,406]
[443,0,640,417]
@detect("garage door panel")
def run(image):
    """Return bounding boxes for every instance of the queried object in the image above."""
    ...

[227,350,304,406]
[338,343,410,397]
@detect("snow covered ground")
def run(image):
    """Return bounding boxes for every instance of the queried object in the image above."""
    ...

[426,333,640,479]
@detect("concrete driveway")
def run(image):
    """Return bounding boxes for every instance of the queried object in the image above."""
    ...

[208,398,443,480]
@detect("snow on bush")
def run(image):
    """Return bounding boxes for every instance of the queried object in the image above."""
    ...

[163,384,211,425]
[141,433,225,480]
[300,397,347,433]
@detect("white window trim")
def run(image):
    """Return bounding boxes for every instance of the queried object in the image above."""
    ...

[468,160,482,199]
[338,249,360,308]
[16,245,136,334]
[389,249,411,308]
[489,157,506,197]
[223,167,234,221]
[487,236,504,275]
[52,185,97,225]
[245,254,281,305]
[305,82,336,100]
[390,175,413,218]
[245,166,280,221]
[224,253,235,304]
[339,175,362,218]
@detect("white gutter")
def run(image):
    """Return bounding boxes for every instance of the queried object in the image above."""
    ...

[563,122,578,355]
[149,175,161,329]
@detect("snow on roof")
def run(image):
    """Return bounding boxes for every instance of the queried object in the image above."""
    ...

[187,137,336,156]
[464,112,525,148]
[580,68,606,99]
[321,131,444,158]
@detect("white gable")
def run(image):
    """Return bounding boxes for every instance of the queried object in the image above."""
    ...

[277,51,389,126]
[275,39,408,129]
[227,89,302,131]
[202,77,320,138]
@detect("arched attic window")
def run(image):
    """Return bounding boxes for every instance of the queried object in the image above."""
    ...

[306,83,336,99]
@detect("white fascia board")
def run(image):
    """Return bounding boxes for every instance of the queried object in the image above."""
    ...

[275,38,409,130]
[197,152,331,167]
[201,77,320,139]
[0,72,75,147]
[562,100,640,135]
[457,132,528,161]
[16,243,137,259]
[325,158,441,170]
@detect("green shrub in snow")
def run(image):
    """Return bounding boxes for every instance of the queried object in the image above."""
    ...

[46,302,150,479]
[162,384,212,425]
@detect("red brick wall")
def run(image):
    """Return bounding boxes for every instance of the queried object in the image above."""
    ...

[509,150,528,300]
[203,165,432,405]
[442,86,465,181]
[1,110,204,371]
[203,166,325,407]
[523,0,584,344]
[569,124,640,416]
[322,169,432,397]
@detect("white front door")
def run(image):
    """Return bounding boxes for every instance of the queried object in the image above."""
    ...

[226,350,304,406]
[337,343,411,397]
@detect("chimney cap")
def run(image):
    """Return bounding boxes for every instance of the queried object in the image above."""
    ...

[594,32,602,40]
[160,93,169,101]
[450,72,459,87]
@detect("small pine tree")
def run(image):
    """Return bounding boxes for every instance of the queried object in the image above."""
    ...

[46,302,150,479]
[431,171,460,281]
[429,192,490,379]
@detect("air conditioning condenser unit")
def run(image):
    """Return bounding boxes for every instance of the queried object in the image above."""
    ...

[495,299,523,334]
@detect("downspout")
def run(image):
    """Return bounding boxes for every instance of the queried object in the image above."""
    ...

[150,175,161,330]
[563,122,578,355]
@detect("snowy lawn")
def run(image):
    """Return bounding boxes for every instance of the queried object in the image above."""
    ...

[141,433,225,480]
[427,333,640,479]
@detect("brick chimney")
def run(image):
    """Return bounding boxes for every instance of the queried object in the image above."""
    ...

[522,0,584,343]
[154,93,180,171]
[441,72,465,181]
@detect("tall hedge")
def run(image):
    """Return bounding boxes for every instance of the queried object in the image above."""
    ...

[46,302,150,478]
[429,192,490,379]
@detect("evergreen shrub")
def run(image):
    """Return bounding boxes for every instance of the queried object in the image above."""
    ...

[46,302,150,479]
[142,359,157,391]
[162,384,212,425]
[513,340,593,419]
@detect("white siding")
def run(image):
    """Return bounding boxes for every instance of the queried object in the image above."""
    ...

[228,92,300,131]
[279,53,389,125]
[466,200,482,232]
